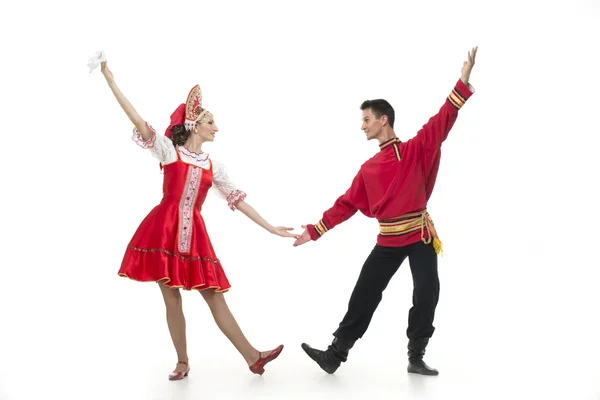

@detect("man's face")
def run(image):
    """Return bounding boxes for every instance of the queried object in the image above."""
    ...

[361,108,385,140]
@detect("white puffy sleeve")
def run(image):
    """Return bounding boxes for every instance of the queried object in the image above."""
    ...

[132,122,177,165]
[211,159,247,211]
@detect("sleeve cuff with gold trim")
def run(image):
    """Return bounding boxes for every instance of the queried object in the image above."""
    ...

[307,219,330,241]
[446,79,475,110]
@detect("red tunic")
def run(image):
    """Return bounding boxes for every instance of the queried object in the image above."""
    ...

[307,79,474,247]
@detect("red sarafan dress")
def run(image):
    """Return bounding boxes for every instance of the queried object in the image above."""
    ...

[118,124,246,291]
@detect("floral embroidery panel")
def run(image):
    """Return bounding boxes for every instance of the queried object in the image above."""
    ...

[178,166,202,254]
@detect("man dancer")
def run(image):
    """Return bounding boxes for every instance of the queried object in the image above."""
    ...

[293,47,477,376]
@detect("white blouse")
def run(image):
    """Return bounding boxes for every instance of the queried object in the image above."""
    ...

[132,123,246,211]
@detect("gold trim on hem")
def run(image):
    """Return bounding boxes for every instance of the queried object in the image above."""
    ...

[118,273,230,292]
[126,245,220,263]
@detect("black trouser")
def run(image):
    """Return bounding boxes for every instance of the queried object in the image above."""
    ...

[333,240,439,341]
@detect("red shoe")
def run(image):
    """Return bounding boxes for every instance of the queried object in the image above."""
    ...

[169,361,190,381]
[249,345,284,375]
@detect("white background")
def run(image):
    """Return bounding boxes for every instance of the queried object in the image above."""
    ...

[1,0,599,399]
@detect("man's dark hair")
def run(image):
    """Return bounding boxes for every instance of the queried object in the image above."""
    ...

[360,99,395,128]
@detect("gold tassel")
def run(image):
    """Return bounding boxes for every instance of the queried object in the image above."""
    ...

[433,237,443,256]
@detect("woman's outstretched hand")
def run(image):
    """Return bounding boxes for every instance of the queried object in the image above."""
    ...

[270,226,301,239]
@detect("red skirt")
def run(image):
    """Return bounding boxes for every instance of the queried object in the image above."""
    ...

[118,202,231,292]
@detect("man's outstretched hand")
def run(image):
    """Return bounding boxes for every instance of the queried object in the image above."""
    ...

[293,225,312,247]
[461,46,478,85]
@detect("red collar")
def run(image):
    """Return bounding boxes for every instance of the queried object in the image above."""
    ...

[379,137,400,151]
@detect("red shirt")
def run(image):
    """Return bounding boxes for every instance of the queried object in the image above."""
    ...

[308,79,474,247]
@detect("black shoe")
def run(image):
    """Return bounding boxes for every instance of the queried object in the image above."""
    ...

[407,338,439,376]
[301,337,356,374]
[301,343,340,374]
[407,359,439,375]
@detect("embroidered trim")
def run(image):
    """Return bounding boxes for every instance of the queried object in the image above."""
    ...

[226,189,246,211]
[379,216,423,236]
[118,272,229,292]
[132,123,157,149]
[186,85,204,122]
[177,146,211,169]
[379,138,401,160]
[126,245,219,263]
[314,219,329,236]
[185,110,212,131]
[178,145,209,163]
[447,87,467,110]
[379,210,443,254]
[392,142,401,160]
[178,166,202,254]
[379,137,399,150]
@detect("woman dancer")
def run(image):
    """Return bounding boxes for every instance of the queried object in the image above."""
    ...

[95,55,294,380]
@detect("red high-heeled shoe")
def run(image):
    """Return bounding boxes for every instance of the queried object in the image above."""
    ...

[249,345,284,375]
[169,361,190,381]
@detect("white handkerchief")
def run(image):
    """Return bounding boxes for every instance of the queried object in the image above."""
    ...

[87,51,107,73]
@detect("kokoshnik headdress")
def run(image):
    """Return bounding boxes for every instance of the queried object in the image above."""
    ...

[165,84,213,138]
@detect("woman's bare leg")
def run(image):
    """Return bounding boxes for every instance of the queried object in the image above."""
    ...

[159,282,189,372]
[200,289,268,366]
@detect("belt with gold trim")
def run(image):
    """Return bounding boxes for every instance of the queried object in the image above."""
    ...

[378,210,443,255]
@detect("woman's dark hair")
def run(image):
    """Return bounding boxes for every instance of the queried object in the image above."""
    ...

[169,124,191,146]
